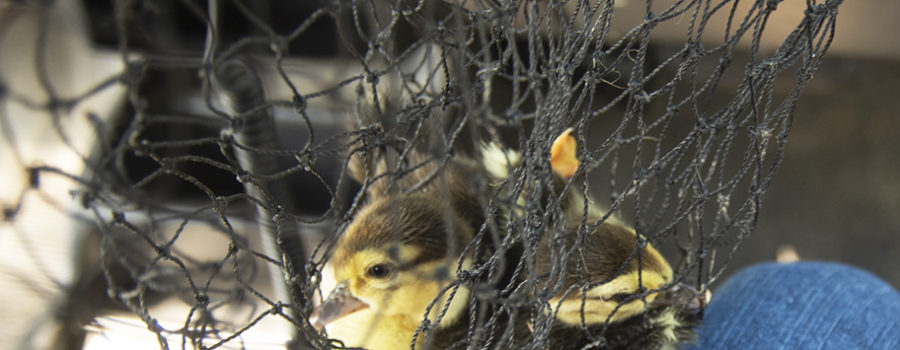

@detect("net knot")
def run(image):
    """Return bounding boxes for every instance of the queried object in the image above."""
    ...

[805,0,839,18]
[195,293,210,307]
[269,35,289,56]
[293,94,307,114]
[154,245,171,257]
[219,128,234,144]
[236,171,252,183]
[2,205,17,221]
[295,149,315,172]
[111,210,126,224]
[644,11,658,24]
[132,139,153,157]
[629,83,651,103]
[271,204,287,221]
[456,269,474,281]
[122,60,145,85]
[270,303,284,315]
[78,190,96,209]
[366,72,380,85]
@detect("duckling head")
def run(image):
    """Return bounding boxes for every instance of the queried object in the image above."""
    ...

[538,128,676,326]
[539,222,674,327]
[312,192,474,349]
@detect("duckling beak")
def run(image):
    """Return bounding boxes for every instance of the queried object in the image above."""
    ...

[310,282,369,330]
[651,283,712,313]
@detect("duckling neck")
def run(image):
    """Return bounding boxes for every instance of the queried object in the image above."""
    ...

[323,309,420,350]
[324,285,472,350]
[433,282,471,329]
[414,282,471,350]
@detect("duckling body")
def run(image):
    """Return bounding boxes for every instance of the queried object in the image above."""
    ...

[536,220,704,350]
[486,129,706,350]
[546,306,700,350]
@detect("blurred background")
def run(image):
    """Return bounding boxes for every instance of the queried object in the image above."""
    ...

[0,0,895,349]
[718,1,900,289]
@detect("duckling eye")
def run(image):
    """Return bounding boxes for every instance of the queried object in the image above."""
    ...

[366,264,392,279]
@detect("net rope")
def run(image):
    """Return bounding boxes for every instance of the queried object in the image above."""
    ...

[0,0,843,349]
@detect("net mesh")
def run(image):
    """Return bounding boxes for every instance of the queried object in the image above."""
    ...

[0,0,843,349]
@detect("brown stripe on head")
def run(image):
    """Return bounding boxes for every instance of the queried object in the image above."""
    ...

[338,192,473,268]
[536,222,673,293]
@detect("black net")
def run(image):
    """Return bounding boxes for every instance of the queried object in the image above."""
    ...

[0,0,843,349]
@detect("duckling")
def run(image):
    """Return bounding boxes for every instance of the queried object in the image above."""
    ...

[311,137,491,350]
[499,129,709,350]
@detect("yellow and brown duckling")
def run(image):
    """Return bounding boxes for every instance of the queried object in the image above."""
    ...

[312,126,707,350]
[311,139,492,350]
[531,129,709,350]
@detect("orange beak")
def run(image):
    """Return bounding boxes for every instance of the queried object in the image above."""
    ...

[310,282,369,330]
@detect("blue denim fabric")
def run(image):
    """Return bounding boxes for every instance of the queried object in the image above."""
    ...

[684,262,900,350]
